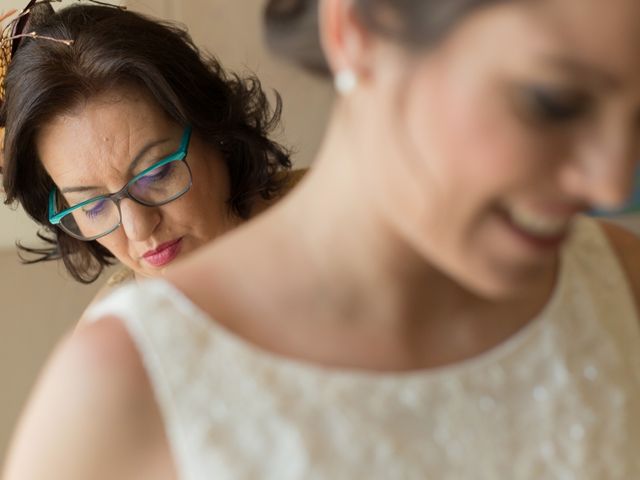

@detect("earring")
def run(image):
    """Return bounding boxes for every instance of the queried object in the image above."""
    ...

[334,69,358,95]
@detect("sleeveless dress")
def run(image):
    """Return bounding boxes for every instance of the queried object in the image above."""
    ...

[86,217,640,479]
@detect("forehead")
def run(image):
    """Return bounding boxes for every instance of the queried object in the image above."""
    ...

[434,0,640,79]
[40,85,169,152]
[532,0,640,68]
[36,86,175,186]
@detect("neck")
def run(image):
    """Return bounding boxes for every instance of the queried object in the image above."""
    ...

[174,105,558,369]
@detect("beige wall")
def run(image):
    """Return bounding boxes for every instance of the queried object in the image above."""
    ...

[0,251,107,460]
[0,0,333,463]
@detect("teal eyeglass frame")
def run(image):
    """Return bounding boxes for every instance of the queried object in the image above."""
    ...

[48,126,192,241]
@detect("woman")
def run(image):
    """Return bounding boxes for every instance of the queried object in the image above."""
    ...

[5,0,640,478]
[0,2,294,289]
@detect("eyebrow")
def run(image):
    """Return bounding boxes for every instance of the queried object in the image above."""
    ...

[59,137,172,194]
[541,55,620,89]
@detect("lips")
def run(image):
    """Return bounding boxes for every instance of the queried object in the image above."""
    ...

[497,207,576,251]
[142,238,183,267]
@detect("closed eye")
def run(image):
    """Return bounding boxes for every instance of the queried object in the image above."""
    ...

[83,199,108,219]
[516,85,591,124]
[135,162,173,187]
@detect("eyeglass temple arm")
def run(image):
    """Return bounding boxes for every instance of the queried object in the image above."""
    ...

[3,31,73,46]
[48,190,62,224]
[180,126,192,154]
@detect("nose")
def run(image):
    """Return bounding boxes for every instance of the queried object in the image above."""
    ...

[560,127,638,211]
[119,199,162,241]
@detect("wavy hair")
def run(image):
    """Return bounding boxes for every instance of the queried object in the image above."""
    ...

[1,4,292,283]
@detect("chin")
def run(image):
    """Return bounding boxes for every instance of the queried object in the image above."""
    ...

[463,257,556,301]
[468,276,532,301]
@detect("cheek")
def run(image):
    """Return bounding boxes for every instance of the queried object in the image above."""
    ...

[191,167,229,218]
[96,232,130,261]
[163,157,232,234]
[187,146,230,208]
[407,80,553,210]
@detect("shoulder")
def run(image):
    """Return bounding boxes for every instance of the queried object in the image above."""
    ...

[3,317,174,480]
[598,220,640,312]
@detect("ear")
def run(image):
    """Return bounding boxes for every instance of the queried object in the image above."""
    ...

[319,0,372,80]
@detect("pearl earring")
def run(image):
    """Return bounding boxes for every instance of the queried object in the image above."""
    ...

[334,70,358,95]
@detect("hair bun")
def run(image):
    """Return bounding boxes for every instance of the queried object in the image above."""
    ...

[264,0,330,76]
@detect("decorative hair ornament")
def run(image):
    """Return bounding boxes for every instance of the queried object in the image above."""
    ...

[0,9,13,174]
[0,1,125,177]
[334,69,358,95]
[0,121,5,176]
[1,1,68,103]
[0,0,125,104]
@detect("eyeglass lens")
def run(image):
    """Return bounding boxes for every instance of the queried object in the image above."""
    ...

[58,158,191,240]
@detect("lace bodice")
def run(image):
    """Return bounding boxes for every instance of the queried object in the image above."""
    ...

[87,217,640,479]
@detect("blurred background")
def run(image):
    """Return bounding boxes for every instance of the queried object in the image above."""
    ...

[0,0,333,460]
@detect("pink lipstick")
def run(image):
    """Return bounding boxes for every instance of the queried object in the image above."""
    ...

[142,238,183,267]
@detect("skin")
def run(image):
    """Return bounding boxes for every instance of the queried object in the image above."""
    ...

[4,0,640,478]
[345,0,640,300]
[37,84,241,281]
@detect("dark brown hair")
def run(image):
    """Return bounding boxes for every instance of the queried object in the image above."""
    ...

[264,0,506,73]
[1,4,292,283]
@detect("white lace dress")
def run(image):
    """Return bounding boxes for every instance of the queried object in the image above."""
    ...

[87,217,640,479]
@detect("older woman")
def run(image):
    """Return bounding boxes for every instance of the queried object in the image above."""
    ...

[5,0,640,478]
[0,1,296,289]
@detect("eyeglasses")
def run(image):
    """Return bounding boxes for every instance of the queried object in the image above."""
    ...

[1,0,125,102]
[48,126,193,241]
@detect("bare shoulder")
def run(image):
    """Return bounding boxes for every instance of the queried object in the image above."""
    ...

[3,317,176,480]
[599,220,640,310]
